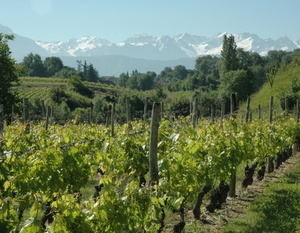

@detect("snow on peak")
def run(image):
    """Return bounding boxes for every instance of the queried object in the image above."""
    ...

[34,32,300,59]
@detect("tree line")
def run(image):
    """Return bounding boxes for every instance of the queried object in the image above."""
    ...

[21,53,100,82]
[115,35,300,116]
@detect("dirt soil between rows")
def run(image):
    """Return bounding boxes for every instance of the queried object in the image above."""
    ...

[164,152,300,233]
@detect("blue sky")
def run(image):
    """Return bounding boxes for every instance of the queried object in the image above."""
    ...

[0,0,299,42]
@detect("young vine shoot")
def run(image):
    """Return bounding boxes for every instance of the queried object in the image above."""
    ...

[0,116,299,232]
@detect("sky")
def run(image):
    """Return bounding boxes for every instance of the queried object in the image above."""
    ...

[0,0,300,42]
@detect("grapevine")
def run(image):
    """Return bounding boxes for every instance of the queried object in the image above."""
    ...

[0,116,299,232]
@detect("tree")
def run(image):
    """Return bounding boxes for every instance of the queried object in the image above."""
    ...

[22,53,45,77]
[54,66,79,78]
[126,73,139,90]
[0,34,20,109]
[265,50,287,68]
[139,73,155,91]
[117,72,129,87]
[44,56,63,77]
[173,65,189,80]
[77,60,100,82]
[195,55,220,78]
[86,64,100,82]
[236,49,265,70]
[218,69,254,101]
[158,67,173,81]
[221,35,239,75]
[181,74,201,91]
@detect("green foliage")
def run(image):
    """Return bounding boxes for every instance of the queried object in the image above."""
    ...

[68,75,95,99]
[49,84,93,114]
[0,116,298,232]
[44,56,64,77]
[219,69,255,101]
[116,92,146,122]
[267,66,277,89]
[54,66,79,78]
[92,96,109,123]
[117,72,129,87]
[195,55,220,78]
[125,72,155,91]
[168,98,190,117]
[72,107,91,122]
[153,84,167,101]
[22,53,46,77]
[173,65,189,80]
[221,34,239,75]
[266,50,288,68]
[158,65,191,83]
[195,91,220,117]
[0,33,21,109]
[180,74,201,91]
[21,55,99,82]
[246,56,300,114]
[277,76,300,111]
[50,87,69,104]
[77,60,100,82]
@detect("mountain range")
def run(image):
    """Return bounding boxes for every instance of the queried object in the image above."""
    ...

[1,24,300,76]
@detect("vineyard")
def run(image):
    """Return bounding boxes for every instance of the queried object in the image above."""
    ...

[0,103,300,232]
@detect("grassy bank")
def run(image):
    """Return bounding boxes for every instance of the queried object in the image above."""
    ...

[223,155,300,233]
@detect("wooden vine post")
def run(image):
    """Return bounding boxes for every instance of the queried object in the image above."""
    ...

[258,104,261,120]
[45,106,51,130]
[230,93,237,119]
[192,97,198,128]
[149,102,161,186]
[23,98,30,133]
[220,102,225,122]
[111,103,115,137]
[267,96,274,173]
[296,98,299,123]
[269,96,274,123]
[0,104,3,156]
[11,105,15,122]
[293,98,299,155]
[229,93,238,198]
[245,97,251,123]
[41,100,46,117]
[160,102,164,121]
[126,98,131,124]
[143,97,148,122]
[23,98,29,123]
[211,104,215,123]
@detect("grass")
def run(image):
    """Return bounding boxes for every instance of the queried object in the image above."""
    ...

[240,62,300,120]
[223,156,300,233]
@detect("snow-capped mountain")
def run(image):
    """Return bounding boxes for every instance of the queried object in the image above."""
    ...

[35,32,300,60]
[36,36,112,57]
[1,23,300,76]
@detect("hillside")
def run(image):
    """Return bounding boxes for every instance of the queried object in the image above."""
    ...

[13,77,132,122]
[15,77,123,106]
[246,59,300,118]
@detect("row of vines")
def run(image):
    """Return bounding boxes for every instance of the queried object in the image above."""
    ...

[0,113,299,232]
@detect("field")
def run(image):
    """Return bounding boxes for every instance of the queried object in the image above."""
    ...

[0,113,299,232]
